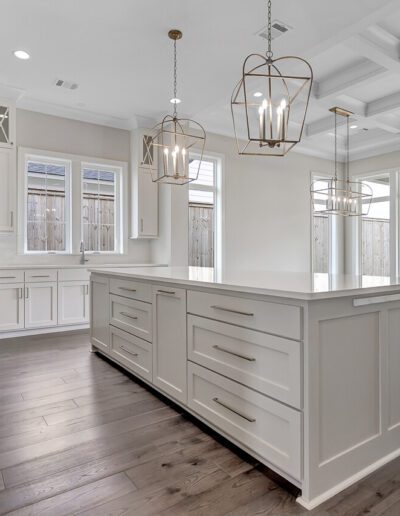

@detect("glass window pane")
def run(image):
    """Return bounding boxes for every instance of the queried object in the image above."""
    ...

[82,167,116,252]
[313,214,329,273]
[190,159,215,187]
[361,175,390,277]
[26,160,67,252]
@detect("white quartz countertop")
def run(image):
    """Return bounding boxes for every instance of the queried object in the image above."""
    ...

[0,263,165,270]
[88,266,400,300]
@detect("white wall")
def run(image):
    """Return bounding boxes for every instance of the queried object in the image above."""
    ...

[0,109,151,266]
[152,132,336,273]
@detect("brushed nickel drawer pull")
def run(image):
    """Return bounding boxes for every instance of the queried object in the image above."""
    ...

[210,305,254,317]
[120,345,138,357]
[31,275,50,278]
[119,287,137,292]
[120,312,138,320]
[212,344,256,362]
[0,276,17,279]
[212,397,256,423]
[17,287,23,299]
[157,289,176,295]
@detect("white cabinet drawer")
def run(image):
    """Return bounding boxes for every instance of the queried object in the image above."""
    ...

[0,270,24,283]
[188,315,301,408]
[110,278,151,303]
[25,269,58,282]
[188,362,301,481]
[110,326,152,382]
[58,268,90,281]
[187,290,301,341]
[110,294,152,342]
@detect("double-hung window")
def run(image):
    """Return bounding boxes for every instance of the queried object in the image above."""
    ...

[25,156,71,253]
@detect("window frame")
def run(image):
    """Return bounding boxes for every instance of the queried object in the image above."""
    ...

[188,152,224,269]
[18,147,128,256]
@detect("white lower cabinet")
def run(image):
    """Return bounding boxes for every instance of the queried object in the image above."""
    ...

[0,284,24,331]
[152,285,187,404]
[110,325,152,382]
[90,275,110,352]
[188,362,302,481]
[24,282,57,329]
[58,281,89,326]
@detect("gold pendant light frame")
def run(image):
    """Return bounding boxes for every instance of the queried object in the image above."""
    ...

[144,30,206,185]
[311,107,373,217]
[231,0,313,157]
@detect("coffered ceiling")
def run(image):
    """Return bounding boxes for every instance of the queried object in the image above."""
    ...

[2,0,400,161]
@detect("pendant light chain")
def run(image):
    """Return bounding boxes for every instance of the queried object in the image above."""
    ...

[173,38,178,118]
[346,115,350,183]
[266,0,273,59]
[334,111,338,181]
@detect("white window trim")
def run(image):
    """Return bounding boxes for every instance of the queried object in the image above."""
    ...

[189,151,225,270]
[18,147,128,256]
[351,167,399,279]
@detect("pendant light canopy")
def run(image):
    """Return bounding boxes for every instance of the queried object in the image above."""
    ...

[231,0,313,157]
[311,107,373,216]
[144,30,206,185]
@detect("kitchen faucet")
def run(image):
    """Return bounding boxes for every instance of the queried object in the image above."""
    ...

[80,241,89,265]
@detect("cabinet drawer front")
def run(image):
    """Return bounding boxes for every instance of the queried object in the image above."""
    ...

[110,294,152,342]
[0,270,24,284]
[110,278,151,303]
[25,269,58,282]
[110,326,152,382]
[58,268,90,281]
[188,315,301,408]
[187,290,301,340]
[188,362,301,481]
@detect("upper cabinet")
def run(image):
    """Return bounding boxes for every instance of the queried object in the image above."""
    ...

[0,100,16,149]
[131,128,158,239]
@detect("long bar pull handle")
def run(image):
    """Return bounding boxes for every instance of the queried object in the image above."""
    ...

[85,285,89,295]
[25,287,29,299]
[0,276,17,279]
[212,397,256,423]
[120,312,138,320]
[119,287,137,293]
[157,289,176,295]
[210,305,254,317]
[10,211,13,229]
[31,275,50,278]
[212,345,256,362]
[17,288,23,299]
[120,345,138,357]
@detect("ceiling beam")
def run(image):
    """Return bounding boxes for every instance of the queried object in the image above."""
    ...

[367,91,400,117]
[313,59,386,99]
[347,29,400,75]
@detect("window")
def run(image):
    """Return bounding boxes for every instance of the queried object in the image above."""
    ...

[188,156,219,267]
[25,157,71,253]
[361,175,391,277]
[82,165,121,253]
[19,148,127,255]
[312,176,331,273]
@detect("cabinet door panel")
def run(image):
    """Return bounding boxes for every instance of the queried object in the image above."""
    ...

[58,281,89,326]
[0,149,15,232]
[25,282,57,329]
[0,284,24,331]
[152,286,187,403]
[138,168,158,237]
[90,275,110,352]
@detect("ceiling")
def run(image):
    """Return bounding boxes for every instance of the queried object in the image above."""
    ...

[2,0,400,161]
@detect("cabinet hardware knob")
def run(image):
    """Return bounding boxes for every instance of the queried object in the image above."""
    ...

[212,345,256,362]
[210,305,254,317]
[212,397,256,423]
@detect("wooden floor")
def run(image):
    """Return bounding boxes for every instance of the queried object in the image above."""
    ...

[0,334,400,515]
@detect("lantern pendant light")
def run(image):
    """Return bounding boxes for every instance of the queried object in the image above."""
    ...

[144,30,206,185]
[231,0,313,157]
[310,107,373,216]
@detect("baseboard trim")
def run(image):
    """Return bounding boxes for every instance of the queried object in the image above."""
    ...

[297,447,400,510]
[0,324,89,339]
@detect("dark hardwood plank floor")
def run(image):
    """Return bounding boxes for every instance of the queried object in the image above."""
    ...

[0,332,399,515]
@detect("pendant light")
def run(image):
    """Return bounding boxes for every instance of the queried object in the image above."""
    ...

[231,0,313,157]
[144,30,206,185]
[311,107,373,216]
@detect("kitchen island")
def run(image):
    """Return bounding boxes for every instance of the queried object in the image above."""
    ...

[89,266,400,510]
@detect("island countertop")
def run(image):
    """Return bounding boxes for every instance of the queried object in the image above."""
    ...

[88,266,400,300]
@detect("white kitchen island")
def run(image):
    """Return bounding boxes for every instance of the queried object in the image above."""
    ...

[89,266,400,510]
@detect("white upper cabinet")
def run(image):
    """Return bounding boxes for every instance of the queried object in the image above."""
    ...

[131,128,158,239]
[0,100,15,149]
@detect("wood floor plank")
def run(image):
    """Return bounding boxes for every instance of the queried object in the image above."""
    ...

[0,376,66,396]
[0,416,47,440]
[0,471,4,491]
[0,399,77,426]
[6,472,136,516]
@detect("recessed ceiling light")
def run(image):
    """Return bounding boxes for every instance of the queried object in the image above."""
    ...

[350,124,358,129]
[170,97,181,104]
[13,50,30,60]
[253,92,263,97]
